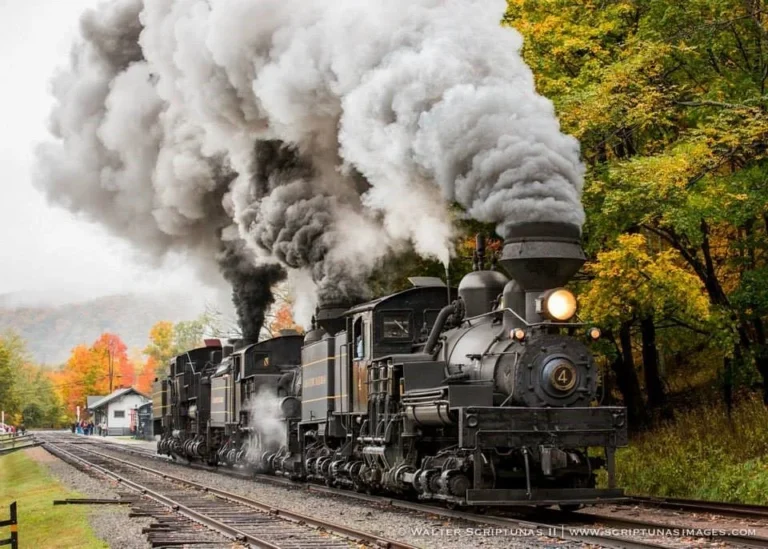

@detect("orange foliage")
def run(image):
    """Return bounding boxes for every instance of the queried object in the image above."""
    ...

[93,333,135,389]
[269,303,303,335]
[53,333,136,417]
[136,356,158,395]
[457,234,503,259]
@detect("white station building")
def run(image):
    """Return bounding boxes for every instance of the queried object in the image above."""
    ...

[87,388,151,435]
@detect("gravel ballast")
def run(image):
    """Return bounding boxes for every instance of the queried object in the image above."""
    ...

[85,445,593,549]
[40,436,763,549]
[25,447,152,549]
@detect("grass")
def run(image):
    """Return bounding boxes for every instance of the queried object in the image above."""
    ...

[610,395,768,504]
[0,450,107,548]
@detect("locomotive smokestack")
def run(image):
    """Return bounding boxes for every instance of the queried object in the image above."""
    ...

[499,222,585,291]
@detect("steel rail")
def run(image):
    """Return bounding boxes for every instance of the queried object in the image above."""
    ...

[40,434,768,548]
[88,439,768,525]
[42,441,276,548]
[43,438,415,549]
[68,440,663,549]
[250,474,768,549]
[539,508,768,548]
[295,482,669,549]
[631,495,768,520]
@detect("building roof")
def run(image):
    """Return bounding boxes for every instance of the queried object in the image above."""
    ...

[86,395,104,409]
[87,387,150,411]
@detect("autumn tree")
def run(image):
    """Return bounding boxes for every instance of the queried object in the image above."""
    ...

[143,315,214,377]
[135,356,158,394]
[54,345,107,416]
[580,234,712,421]
[144,321,175,365]
[54,333,135,417]
[93,333,135,390]
[267,303,303,336]
[505,0,768,414]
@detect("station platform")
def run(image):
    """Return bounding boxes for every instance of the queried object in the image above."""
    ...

[63,431,159,453]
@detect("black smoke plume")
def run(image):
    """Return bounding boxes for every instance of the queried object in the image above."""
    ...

[217,240,286,341]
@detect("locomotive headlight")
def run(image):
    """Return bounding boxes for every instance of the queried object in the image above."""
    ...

[588,327,602,340]
[541,288,577,321]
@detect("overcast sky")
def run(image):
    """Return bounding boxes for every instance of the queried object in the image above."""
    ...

[0,0,218,306]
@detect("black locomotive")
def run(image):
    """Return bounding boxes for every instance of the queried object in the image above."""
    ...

[153,221,628,507]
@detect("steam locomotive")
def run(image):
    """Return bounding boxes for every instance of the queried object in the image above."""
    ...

[153,221,628,507]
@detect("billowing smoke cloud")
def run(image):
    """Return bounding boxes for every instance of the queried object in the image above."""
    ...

[35,0,584,328]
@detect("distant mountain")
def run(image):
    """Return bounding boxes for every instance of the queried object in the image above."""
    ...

[0,293,212,365]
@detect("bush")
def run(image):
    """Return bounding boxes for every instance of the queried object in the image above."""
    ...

[609,395,768,504]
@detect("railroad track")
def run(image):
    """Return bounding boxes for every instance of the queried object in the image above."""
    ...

[39,436,415,549]
[630,495,768,520]
[282,478,768,548]
[35,433,768,548]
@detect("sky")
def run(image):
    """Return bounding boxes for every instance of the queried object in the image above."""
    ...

[0,0,220,306]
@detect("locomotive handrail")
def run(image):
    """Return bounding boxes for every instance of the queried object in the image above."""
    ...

[466,307,590,329]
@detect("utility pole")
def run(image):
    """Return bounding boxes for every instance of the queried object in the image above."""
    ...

[104,347,114,393]
[108,348,114,393]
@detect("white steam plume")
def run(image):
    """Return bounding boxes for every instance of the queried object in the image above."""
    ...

[243,386,288,467]
[35,0,585,319]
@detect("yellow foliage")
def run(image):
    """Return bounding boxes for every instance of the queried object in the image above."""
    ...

[580,234,710,328]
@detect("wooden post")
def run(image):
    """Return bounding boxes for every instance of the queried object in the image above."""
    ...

[0,501,18,549]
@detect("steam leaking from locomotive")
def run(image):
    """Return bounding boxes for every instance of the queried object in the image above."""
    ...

[242,386,288,466]
[34,0,585,332]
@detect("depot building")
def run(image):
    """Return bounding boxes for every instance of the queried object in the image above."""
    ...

[87,387,151,435]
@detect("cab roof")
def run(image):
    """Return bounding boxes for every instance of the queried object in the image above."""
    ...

[344,285,454,316]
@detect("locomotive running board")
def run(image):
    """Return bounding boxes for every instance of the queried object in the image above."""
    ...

[465,488,627,506]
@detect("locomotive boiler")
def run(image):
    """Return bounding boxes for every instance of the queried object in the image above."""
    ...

[154,220,628,508]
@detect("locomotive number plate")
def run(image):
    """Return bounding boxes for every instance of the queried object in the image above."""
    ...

[550,363,576,392]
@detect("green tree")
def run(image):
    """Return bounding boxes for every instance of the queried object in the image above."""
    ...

[173,318,207,352]
[505,0,768,413]
[144,315,217,376]
[143,321,175,366]
[0,341,18,421]
[0,332,64,427]
[16,363,66,427]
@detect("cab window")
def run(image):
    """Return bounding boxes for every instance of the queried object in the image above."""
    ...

[380,311,412,341]
[354,317,368,359]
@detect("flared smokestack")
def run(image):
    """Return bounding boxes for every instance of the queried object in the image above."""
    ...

[499,222,585,291]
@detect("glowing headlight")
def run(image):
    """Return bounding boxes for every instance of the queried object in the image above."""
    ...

[541,288,577,321]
